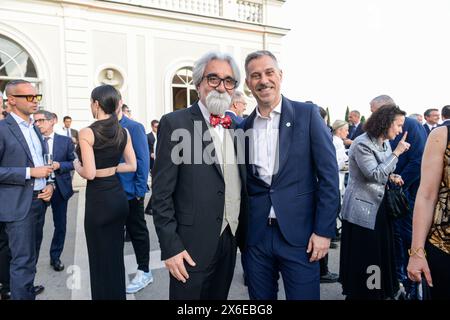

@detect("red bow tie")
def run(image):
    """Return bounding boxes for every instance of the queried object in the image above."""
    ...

[209,114,232,129]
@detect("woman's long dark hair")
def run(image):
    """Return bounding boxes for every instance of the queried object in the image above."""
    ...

[89,85,125,150]
[364,104,406,139]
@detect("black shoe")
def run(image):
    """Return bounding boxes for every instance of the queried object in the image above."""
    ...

[33,285,45,295]
[1,291,11,300]
[50,259,65,272]
[320,272,339,283]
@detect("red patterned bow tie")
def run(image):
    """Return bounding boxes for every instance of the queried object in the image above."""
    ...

[209,114,232,129]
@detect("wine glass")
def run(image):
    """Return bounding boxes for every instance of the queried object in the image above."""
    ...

[44,153,55,182]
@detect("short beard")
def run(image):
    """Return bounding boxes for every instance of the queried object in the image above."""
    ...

[205,90,231,116]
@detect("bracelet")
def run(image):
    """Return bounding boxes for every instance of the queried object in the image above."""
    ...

[408,247,427,259]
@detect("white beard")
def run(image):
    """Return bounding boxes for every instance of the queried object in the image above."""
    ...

[205,90,231,116]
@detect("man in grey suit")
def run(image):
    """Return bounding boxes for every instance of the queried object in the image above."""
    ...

[0,80,54,299]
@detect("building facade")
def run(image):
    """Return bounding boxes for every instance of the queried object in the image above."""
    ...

[0,0,288,129]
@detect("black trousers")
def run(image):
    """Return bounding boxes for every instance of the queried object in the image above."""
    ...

[169,226,237,300]
[85,176,128,300]
[126,198,150,272]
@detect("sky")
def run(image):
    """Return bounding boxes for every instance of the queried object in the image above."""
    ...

[280,0,450,121]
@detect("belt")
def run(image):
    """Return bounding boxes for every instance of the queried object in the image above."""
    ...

[267,217,278,226]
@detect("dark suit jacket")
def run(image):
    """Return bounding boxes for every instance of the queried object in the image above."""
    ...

[390,117,427,191]
[0,114,47,222]
[423,123,432,136]
[225,111,244,125]
[151,102,248,271]
[147,131,156,170]
[349,123,364,140]
[240,96,340,247]
[52,134,75,201]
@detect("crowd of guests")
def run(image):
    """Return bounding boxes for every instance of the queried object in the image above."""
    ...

[0,49,449,301]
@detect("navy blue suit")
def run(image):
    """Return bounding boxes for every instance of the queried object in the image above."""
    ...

[0,114,48,300]
[225,110,244,125]
[241,97,340,300]
[423,123,432,136]
[348,123,364,140]
[390,116,426,297]
[49,134,74,262]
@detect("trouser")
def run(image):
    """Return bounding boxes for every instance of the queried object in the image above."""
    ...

[49,189,69,262]
[244,220,320,300]
[393,179,419,298]
[169,226,237,300]
[126,198,150,273]
[4,197,46,300]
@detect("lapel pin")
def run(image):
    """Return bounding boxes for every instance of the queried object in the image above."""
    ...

[286,122,291,127]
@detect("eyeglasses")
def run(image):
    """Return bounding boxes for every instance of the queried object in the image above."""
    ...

[203,75,237,90]
[34,118,51,123]
[12,94,43,102]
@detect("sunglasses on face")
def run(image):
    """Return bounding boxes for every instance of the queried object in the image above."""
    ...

[12,94,43,102]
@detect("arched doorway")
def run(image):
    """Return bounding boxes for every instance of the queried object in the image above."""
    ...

[171,67,198,111]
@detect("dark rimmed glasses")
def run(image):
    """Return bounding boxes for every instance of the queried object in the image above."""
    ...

[203,75,237,90]
[12,94,43,102]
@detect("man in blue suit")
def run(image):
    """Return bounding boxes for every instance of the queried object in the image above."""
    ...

[226,90,247,125]
[0,80,54,299]
[33,110,74,272]
[241,51,340,300]
[423,108,439,136]
[370,94,426,299]
[116,103,152,294]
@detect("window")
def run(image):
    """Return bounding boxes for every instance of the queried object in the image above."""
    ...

[172,67,198,111]
[0,34,41,102]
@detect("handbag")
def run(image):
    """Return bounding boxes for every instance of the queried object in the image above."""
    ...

[385,183,410,219]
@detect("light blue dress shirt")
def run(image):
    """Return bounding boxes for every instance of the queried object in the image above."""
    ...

[10,112,46,190]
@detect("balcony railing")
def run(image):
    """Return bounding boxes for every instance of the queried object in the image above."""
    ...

[104,0,264,24]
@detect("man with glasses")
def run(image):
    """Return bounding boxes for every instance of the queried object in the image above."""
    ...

[152,51,248,299]
[34,110,74,273]
[226,90,247,125]
[0,80,54,299]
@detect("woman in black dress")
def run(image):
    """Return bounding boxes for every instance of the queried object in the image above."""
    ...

[74,85,136,300]
[339,104,410,299]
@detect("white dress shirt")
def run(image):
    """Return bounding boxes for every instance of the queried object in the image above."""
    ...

[252,101,282,218]
[425,122,436,132]
[10,112,46,190]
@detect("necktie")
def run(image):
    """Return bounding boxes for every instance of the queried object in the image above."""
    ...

[44,137,50,154]
[66,128,71,137]
[209,114,232,129]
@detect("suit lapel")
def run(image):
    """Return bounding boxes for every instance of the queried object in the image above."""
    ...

[53,134,60,159]
[190,103,223,179]
[34,125,47,156]
[6,115,34,162]
[271,96,294,186]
